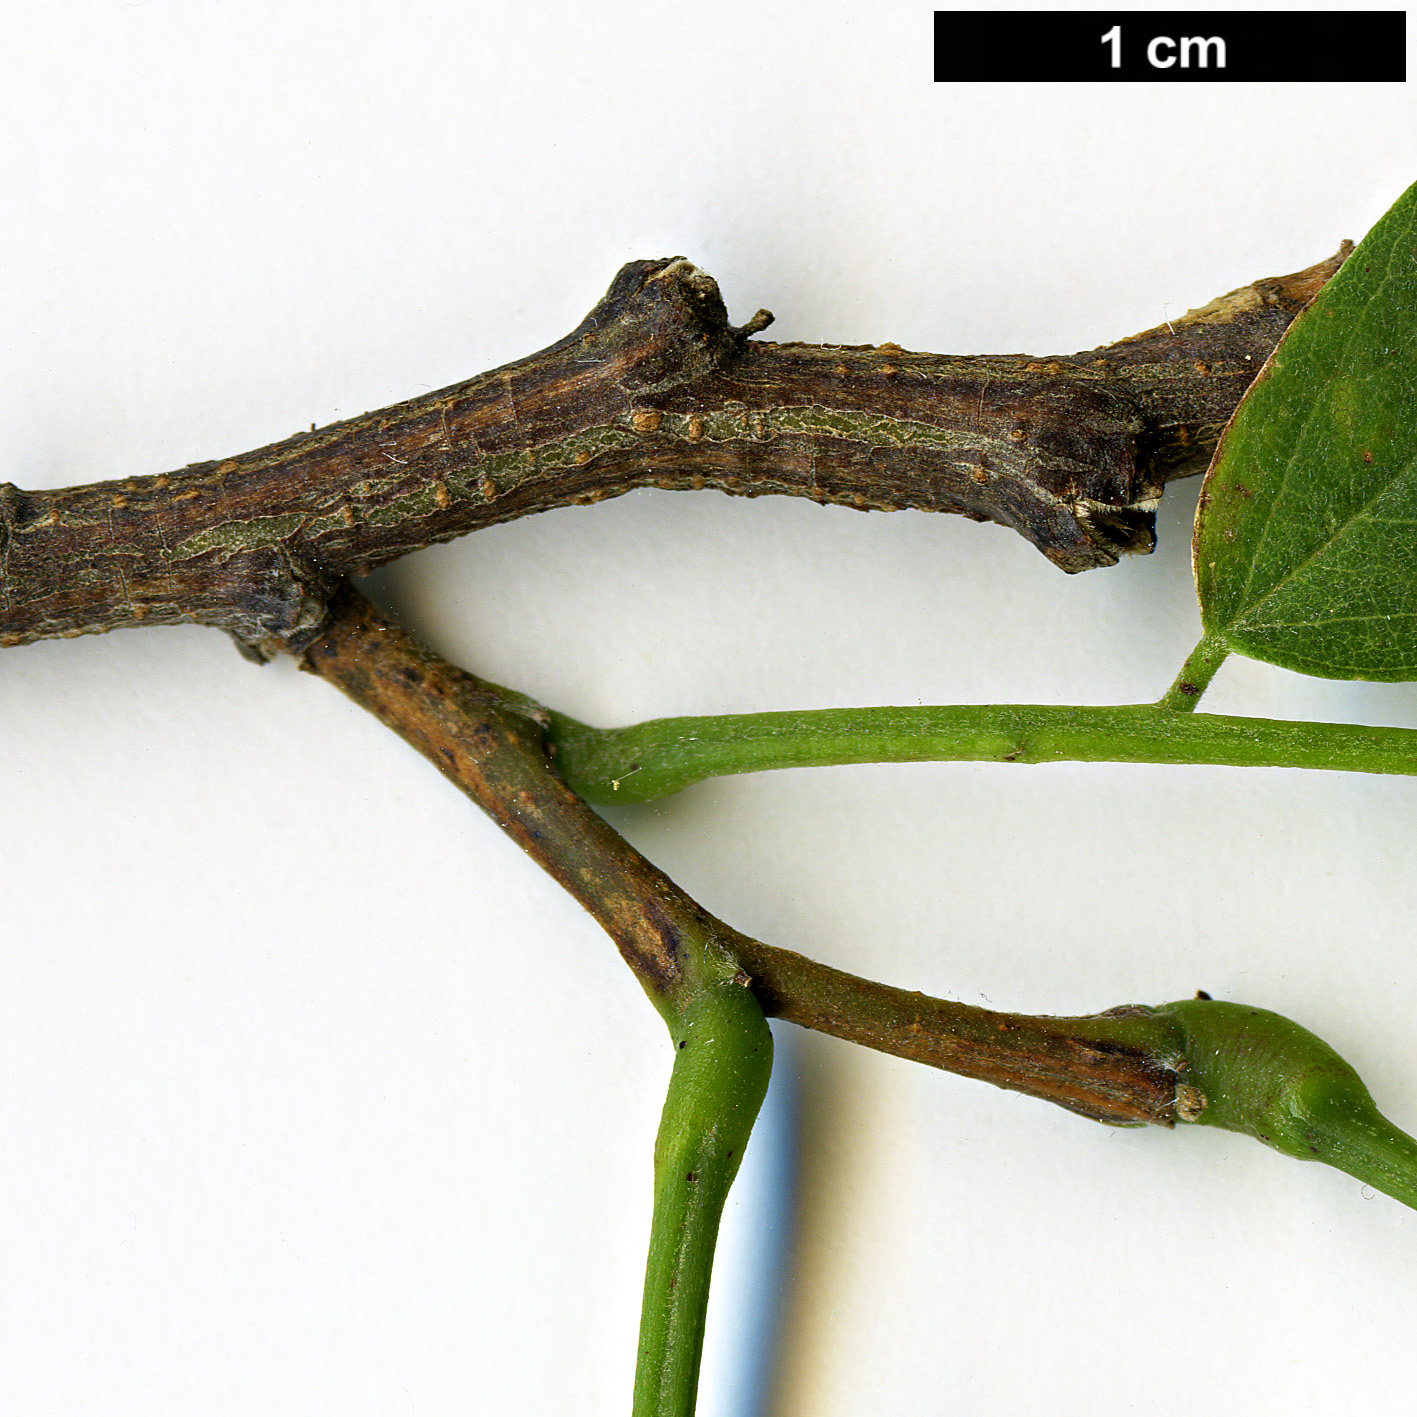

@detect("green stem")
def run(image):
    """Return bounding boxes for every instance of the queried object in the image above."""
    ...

[1159,998,1417,1210]
[634,980,773,1417]
[549,701,1417,805]
[1157,635,1229,711]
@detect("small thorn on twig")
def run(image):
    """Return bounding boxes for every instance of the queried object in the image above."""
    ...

[735,309,775,340]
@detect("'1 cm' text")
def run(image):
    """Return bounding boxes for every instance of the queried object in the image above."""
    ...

[1100,25,1227,69]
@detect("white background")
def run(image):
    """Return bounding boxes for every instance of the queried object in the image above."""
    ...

[3,3,1416,1413]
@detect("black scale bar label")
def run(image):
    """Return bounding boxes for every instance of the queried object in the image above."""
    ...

[934,11,1406,81]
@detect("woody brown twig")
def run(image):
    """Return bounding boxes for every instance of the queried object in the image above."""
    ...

[295,582,1189,1127]
[1,247,1347,654]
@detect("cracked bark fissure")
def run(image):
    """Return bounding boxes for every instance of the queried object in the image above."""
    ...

[297,583,1186,1128]
[0,247,1347,652]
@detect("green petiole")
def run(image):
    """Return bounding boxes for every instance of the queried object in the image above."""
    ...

[1157,635,1230,712]
[549,700,1417,806]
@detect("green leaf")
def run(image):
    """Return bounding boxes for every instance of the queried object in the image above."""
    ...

[1194,182,1417,680]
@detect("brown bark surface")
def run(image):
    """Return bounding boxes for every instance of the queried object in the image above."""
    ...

[294,582,723,1007]
[0,248,1346,652]
[298,583,1187,1127]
